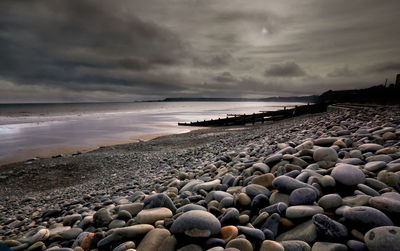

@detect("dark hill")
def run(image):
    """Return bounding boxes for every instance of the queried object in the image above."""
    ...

[318,83,400,105]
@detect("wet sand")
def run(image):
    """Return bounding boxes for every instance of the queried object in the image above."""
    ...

[0,129,205,165]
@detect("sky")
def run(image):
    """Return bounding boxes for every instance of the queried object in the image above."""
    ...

[1,0,399,102]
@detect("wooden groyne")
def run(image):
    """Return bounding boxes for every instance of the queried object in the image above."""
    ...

[178,103,328,127]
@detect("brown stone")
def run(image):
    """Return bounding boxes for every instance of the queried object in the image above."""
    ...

[80,232,94,251]
[237,193,252,207]
[376,147,397,154]
[239,214,250,225]
[220,225,238,242]
[260,240,285,251]
[226,238,253,251]
[251,173,275,187]
[135,208,173,224]
[137,229,170,251]
[382,132,396,140]
[333,139,347,148]
[280,217,294,228]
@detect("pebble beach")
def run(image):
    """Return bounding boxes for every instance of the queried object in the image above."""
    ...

[1,104,400,251]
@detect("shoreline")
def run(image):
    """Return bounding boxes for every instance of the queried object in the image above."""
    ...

[0,126,204,166]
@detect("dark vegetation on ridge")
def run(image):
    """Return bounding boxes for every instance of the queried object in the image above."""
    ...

[318,77,400,105]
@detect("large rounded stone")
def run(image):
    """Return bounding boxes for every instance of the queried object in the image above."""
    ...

[346,240,366,251]
[220,225,238,242]
[312,214,348,239]
[110,224,154,242]
[364,226,400,251]
[60,228,83,240]
[159,235,177,251]
[193,179,221,191]
[272,176,315,193]
[311,242,347,251]
[117,203,144,217]
[114,241,136,251]
[63,214,82,226]
[220,208,240,226]
[260,213,280,237]
[276,220,317,243]
[226,238,253,251]
[369,192,400,214]
[318,194,343,210]
[289,188,317,206]
[252,162,270,173]
[365,161,386,172]
[22,229,50,244]
[170,210,221,237]
[206,191,234,203]
[237,192,252,206]
[144,193,177,213]
[251,194,269,212]
[269,192,289,205]
[358,143,384,153]
[176,204,207,213]
[285,205,324,219]
[251,173,275,187]
[177,244,203,251]
[108,219,126,229]
[296,140,314,151]
[331,165,365,186]
[314,137,338,146]
[27,241,45,251]
[237,226,265,242]
[343,206,393,229]
[313,147,338,162]
[242,184,270,198]
[135,207,173,224]
[281,240,311,251]
[343,195,371,207]
[377,170,400,187]
[137,228,170,251]
[260,240,284,251]
[93,208,113,227]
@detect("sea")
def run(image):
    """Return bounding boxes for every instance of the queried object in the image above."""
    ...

[0,101,305,164]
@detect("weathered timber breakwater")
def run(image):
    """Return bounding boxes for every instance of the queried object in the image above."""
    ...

[1,105,400,251]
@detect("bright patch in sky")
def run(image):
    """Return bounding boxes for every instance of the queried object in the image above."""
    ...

[261,27,269,34]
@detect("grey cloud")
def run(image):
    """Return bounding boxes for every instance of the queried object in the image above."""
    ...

[363,62,400,73]
[264,62,306,77]
[193,52,234,68]
[0,0,187,88]
[327,66,357,78]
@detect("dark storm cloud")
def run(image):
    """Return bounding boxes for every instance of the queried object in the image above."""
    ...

[194,52,234,68]
[0,0,187,90]
[363,62,400,74]
[213,72,236,82]
[264,62,306,77]
[1,0,400,102]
